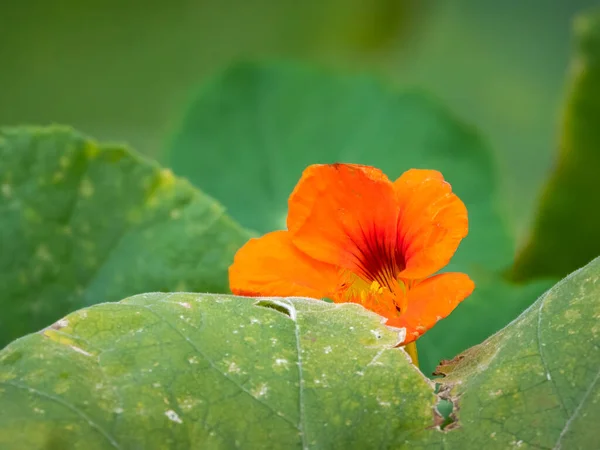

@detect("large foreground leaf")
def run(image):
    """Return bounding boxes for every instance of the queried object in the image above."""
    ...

[512,10,600,281]
[0,127,250,347]
[1,256,598,449]
[167,62,548,372]
[0,294,437,449]
[429,255,600,449]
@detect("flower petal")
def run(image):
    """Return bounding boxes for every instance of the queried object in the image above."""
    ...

[287,164,400,283]
[394,169,468,279]
[229,231,338,299]
[386,272,474,344]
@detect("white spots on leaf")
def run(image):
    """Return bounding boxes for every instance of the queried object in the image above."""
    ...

[177,302,191,309]
[546,372,552,381]
[179,396,203,411]
[511,440,523,447]
[165,409,183,424]
[274,358,288,368]
[95,383,103,390]
[70,345,92,357]
[250,318,261,325]
[490,432,497,438]
[345,419,352,426]
[188,356,199,365]
[564,309,581,322]
[153,382,161,388]
[313,374,329,387]
[179,314,191,324]
[232,330,239,334]
[370,329,383,340]
[324,346,332,354]
[1,183,11,198]
[367,349,386,368]
[377,399,391,407]
[55,318,69,329]
[33,407,45,414]
[270,338,278,346]
[489,389,503,397]
[114,407,124,414]
[228,362,241,374]
[251,383,268,398]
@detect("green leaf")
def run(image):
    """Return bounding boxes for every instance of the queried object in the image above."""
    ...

[0,126,251,347]
[0,293,437,449]
[1,256,598,449]
[512,10,600,281]
[428,255,600,449]
[166,62,546,372]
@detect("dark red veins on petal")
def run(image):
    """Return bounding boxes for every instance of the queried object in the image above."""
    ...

[346,223,405,289]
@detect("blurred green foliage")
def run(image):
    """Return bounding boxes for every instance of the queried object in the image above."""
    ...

[513,10,600,281]
[1,0,597,239]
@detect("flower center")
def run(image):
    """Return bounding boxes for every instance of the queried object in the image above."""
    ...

[349,226,405,291]
[336,273,408,317]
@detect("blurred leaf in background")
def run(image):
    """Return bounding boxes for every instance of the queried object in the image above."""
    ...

[166,63,552,373]
[512,10,600,281]
[0,127,250,347]
[1,0,597,242]
[390,1,598,239]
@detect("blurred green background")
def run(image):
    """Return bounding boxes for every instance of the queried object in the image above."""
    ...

[1,0,596,243]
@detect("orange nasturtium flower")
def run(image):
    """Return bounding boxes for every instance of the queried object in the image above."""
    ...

[229,163,474,348]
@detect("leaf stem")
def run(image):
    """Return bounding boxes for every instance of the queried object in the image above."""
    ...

[404,342,419,367]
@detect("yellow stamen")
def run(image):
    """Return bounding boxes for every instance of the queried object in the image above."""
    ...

[369,280,384,295]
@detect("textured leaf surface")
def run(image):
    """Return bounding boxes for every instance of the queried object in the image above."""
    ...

[430,256,600,449]
[167,63,548,372]
[1,257,598,449]
[0,294,436,449]
[512,10,600,281]
[0,127,250,347]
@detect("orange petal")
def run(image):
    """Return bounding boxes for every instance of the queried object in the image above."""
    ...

[386,273,474,344]
[229,231,339,299]
[287,164,400,282]
[394,169,468,279]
